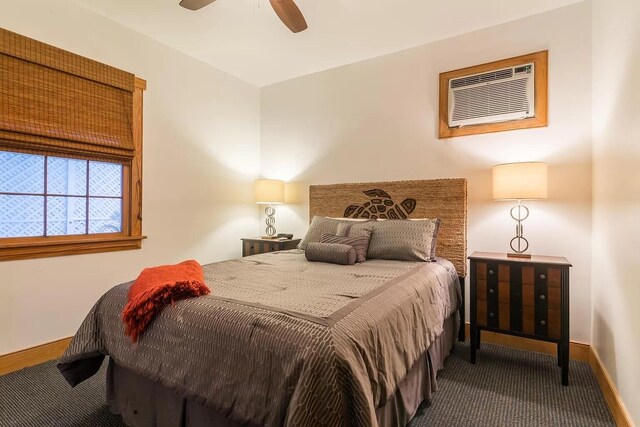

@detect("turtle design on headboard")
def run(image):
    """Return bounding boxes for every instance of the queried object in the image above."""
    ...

[343,189,417,219]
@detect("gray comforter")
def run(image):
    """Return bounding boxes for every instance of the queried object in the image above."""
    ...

[59,250,460,427]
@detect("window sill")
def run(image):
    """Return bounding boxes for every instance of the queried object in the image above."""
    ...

[0,235,147,261]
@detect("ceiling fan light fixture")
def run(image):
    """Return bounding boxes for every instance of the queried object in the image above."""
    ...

[269,0,308,33]
[179,0,217,11]
[178,0,307,33]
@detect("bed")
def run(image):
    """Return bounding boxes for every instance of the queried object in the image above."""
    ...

[58,178,467,427]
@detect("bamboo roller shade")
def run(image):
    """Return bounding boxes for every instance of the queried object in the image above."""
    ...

[0,28,136,161]
[309,179,468,277]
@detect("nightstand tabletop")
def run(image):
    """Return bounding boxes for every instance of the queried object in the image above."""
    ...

[469,251,571,267]
[241,237,300,243]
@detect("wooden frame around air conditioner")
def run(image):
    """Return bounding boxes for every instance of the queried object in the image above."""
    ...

[438,50,548,139]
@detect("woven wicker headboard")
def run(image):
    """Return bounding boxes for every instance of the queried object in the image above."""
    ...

[309,179,467,277]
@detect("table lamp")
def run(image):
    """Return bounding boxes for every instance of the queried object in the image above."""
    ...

[254,179,285,238]
[492,162,548,258]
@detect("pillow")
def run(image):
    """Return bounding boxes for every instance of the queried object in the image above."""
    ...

[298,216,369,250]
[336,221,373,239]
[320,233,370,263]
[367,218,440,261]
[305,242,356,265]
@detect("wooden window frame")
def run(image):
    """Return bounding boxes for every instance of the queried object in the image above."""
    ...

[439,50,548,139]
[0,78,146,261]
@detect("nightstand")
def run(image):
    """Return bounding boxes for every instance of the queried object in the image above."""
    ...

[241,237,301,257]
[469,251,572,385]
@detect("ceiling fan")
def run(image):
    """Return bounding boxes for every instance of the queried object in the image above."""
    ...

[179,0,308,33]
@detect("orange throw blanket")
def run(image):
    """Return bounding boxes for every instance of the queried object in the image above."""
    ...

[122,260,210,343]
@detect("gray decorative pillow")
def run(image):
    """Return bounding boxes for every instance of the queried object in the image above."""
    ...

[305,242,356,265]
[367,219,441,261]
[336,221,373,239]
[320,233,370,263]
[298,216,368,250]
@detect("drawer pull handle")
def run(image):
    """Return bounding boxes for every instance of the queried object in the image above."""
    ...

[540,320,546,326]
[488,289,495,294]
[489,312,495,318]
[539,274,547,280]
[539,294,546,301]
[488,269,494,275]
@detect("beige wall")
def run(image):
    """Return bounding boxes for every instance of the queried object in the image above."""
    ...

[261,2,593,343]
[592,0,640,422]
[1,3,637,421]
[0,0,261,354]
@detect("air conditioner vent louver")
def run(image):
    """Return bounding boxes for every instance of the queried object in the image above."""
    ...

[450,68,513,88]
[448,62,535,127]
[451,78,529,121]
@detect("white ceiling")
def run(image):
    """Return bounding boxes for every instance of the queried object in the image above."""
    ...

[74,0,582,87]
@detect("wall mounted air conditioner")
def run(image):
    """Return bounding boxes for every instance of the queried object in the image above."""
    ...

[448,63,535,128]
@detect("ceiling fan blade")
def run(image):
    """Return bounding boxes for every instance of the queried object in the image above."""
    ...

[179,0,216,11]
[269,0,308,33]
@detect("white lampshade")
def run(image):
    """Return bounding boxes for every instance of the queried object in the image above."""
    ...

[492,162,548,200]
[254,179,285,204]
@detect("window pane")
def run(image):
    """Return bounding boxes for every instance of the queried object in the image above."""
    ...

[0,151,44,194]
[89,198,121,234]
[47,196,87,236]
[89,161,122,197]
[47,157,87,196]
[0,195,44,237]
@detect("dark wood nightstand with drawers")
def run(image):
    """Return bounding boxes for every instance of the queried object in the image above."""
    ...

[241,237,301,257]
[469,251,572,385]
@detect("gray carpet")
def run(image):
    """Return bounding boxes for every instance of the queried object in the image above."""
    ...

[0,342,614,427]
[408,342,614,427]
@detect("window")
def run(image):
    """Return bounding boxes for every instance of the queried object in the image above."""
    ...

[0,152,124,238]
[0,28,146,261]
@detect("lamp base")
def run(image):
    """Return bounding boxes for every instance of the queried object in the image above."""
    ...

[507,252,532,259]
[264,205,277,238]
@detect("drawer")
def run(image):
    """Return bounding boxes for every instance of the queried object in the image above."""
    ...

[477,299,487,326]
[548,309,561,339]
[499,302,510,330]
[477,262,498,279]
[522,266,535,284]
[473,260,567,341]
[476,261,517,331]
[477,262,516,332]
[523,305,535,335]
[243,241,259,256]
[548,286,561,309]
[498,264,510,281]
[536,266,549,284]
[263,243,280,252]
[477,279,487,300]
[477,262,487,279]
[478,299,501,329]
[535,316,549,337]
[243,240,282,256]
[522,284,535,307]
[548,268,562,287]
[498,281,510,304]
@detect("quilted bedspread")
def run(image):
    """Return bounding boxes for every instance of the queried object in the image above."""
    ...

[58,250,460,427]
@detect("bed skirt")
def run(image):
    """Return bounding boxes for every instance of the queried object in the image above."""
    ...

[106,313,459,427]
